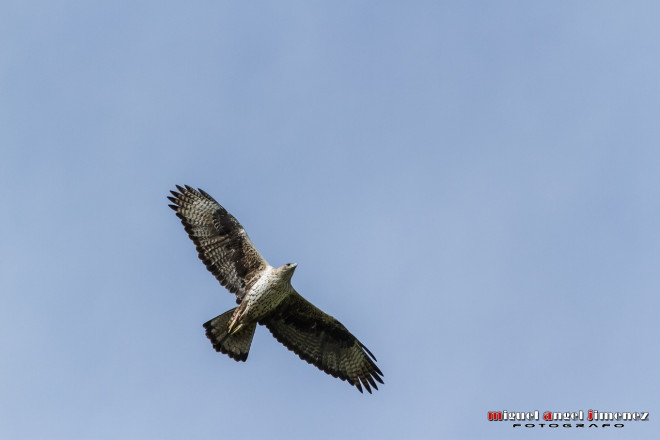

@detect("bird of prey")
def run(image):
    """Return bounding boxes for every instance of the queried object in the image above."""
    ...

[168,185,383,393]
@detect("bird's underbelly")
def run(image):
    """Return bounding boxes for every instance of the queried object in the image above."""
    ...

[242,276,290,321]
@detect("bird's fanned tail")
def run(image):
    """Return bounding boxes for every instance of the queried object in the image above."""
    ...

[203,308,257,362]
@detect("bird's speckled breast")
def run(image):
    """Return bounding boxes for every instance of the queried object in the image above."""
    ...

[242,267,292,321]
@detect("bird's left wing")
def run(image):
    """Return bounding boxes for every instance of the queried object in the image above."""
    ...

[168,185,268,303]
[261,292,384,393]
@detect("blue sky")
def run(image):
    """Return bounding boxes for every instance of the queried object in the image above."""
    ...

[1,2,659,439]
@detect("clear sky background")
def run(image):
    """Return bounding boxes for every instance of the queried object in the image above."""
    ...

[1,2,658,439]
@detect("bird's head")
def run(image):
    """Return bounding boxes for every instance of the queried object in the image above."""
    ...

[280,262,297,280]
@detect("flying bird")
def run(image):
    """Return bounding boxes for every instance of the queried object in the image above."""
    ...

[168,185,383,393]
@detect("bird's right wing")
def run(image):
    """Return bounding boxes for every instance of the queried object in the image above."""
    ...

[261,292,384,393]
[168,185,268,303]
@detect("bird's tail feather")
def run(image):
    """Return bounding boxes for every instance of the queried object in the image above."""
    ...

[203,308,256,362]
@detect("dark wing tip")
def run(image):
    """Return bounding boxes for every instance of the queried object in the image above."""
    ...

[359,342,378,362]
[365,374,378,390]
[360,376,373,394]
[172,184,200,197]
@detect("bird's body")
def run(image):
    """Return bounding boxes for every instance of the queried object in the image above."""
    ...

[168,185,383,393]
[226,264,295,335]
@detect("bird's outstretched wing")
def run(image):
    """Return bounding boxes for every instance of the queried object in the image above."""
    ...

[168,185,268,303]
[261,292,384,393]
